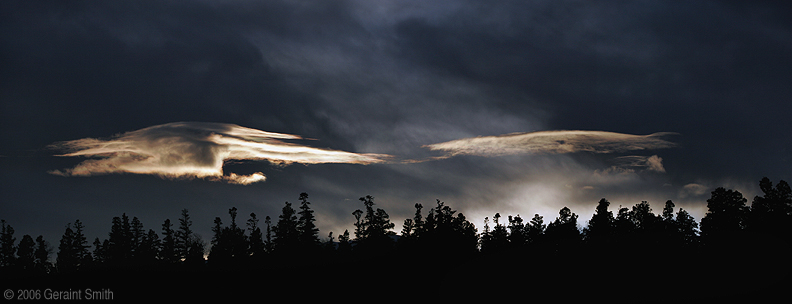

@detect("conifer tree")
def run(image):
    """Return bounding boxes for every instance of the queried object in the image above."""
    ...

[138,229,160,264]
[107,214,131,263]
[488,213,509,252]
[527,214,545,245]
[56,223,77,272]
[354,195,395,252]
[297,193,320,248]
[130,216,144,257]
[72,219,91,266]
[0,220,16,268]
[412,203,424,238]
[34,235,51,273]
[264,216,273,254]
[176,209,194,260]
[160,219,178,263]
[480,217,492,253]
[676,209,699,247]
[507,215,526,248]
[17,234,35,271]
[92,237,105,264]
[247,213,265,260]
[274,202,299,253]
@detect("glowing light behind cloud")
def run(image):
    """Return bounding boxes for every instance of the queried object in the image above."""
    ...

[49,122,390,184]
[423,130,677,157]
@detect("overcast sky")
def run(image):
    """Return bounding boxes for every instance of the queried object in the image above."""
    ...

[2,0,791,246]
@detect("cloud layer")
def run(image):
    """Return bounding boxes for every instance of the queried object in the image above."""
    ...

[423,130,677,157]
[49,122,390,184]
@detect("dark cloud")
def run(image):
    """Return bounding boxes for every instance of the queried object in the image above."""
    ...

[2,0,791,246]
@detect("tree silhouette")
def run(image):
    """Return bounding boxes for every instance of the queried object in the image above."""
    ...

[176,209,194,261]
[247,212,265,261]
[544,207,581,250]
[489,213,509,252]
[527,214,545,246]
[17,234,35,271]
[137,229,160,265]
[412,203,424,238]
[72,219,91,267]
[701,187,748,244]
[264,216,273,254]
[585,198,615,246]
[130,216,144,258]
[479,216,492,253]
[0,220,15,268]
[274,201,299,254]
[352,209,363,240]
[506,214,526,249]
[56,223,77,273]
[354,195,395,253]
[613,205,635,245]
[209,207,248,265]
[409,200,478,255]
[297,193,320,250]
[34,235,51,273]
[160,219,178,263]
[9,180,792,302]
[106,214,131,264]
[749,178,792,244]
[675,208,699,247]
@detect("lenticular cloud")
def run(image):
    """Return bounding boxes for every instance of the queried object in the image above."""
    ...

[49,122,390,185]
[423,130,677,157]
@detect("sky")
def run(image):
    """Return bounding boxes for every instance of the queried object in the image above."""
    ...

[2,0,791,247]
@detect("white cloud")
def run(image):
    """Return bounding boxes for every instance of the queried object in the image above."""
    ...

[49,122,390,184]
[645,155,665,173]
[679,183,709,198]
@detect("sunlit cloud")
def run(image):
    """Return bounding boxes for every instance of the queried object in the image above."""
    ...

[49,122,390,184]
[423,130,677,157]
[679,183,709,198]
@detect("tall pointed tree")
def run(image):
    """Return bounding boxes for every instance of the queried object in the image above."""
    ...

[274,202,299,253]
[34,235,51,273]
[0,220,16,268]
[72,219,91,266]
[247,213,265,260]
[676,208,699,247]
[263,216,273,254]
[17,234,35,271]
[297,193,320,249]
[176,209,194,260]
[527,214,545,246]
[160,219,178,263]
[56,223,77,272]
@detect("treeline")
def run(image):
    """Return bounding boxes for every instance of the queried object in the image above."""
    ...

[1,177,791,276]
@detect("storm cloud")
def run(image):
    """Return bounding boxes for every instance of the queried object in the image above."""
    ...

[1,0,790,252]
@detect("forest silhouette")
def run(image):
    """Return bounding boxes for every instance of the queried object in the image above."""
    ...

[1,177,791,302]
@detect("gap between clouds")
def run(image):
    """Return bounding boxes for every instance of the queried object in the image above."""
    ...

[49,123,678,184]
